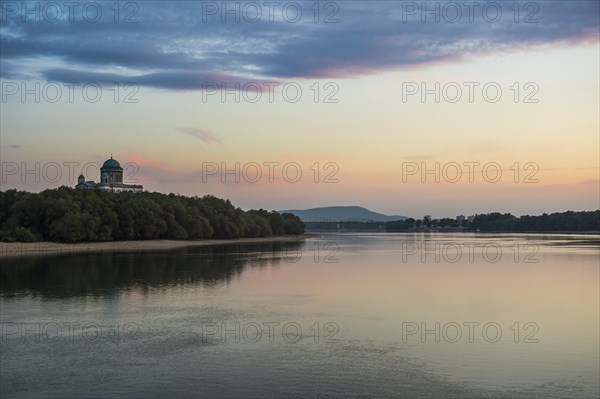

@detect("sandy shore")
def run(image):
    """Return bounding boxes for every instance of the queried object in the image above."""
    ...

[0,235,314,258]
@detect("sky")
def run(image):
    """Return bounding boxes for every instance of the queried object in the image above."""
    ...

[1,0,599,218]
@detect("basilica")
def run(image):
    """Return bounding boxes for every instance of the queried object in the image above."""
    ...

[76,156,143,193]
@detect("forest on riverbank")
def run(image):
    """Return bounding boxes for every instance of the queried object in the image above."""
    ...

[309,211,600,232]
[0,188,305,242]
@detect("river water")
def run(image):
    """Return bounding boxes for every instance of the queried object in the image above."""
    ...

[1,233,598,398]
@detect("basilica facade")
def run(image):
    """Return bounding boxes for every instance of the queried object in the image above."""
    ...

[76,156,143,193]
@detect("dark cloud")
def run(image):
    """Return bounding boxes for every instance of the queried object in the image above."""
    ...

[41,67,276,90]
[1,1,598,89]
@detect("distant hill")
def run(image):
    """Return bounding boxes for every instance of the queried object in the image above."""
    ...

[279,206,408,223]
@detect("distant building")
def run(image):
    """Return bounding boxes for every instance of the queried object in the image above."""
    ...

[76,155,143,193]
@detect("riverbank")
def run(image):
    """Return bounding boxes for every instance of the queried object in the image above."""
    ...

[0,235,314,258]
[308,229,600,235]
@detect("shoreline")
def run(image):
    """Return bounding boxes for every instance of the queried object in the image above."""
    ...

[308,230,600,235]
[0,235,315,258]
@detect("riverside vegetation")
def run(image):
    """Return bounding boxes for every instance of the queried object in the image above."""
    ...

[0,188,305,243]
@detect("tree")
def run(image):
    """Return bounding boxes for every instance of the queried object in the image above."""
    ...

[0,188,307,242]
[423,215,432,228]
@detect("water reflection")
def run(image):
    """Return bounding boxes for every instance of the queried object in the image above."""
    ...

[0,241,304,298]
[1,234,598,398]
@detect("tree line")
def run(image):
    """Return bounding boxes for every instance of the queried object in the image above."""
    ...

[466,211,600,232]
[386,211,600,232]
[0,188,305,243]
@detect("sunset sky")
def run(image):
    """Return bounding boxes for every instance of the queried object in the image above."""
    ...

[1,0,599,218]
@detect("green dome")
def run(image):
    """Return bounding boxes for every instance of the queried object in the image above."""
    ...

[102,156,121,169]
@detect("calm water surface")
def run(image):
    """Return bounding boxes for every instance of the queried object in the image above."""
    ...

[1,233,599,398]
